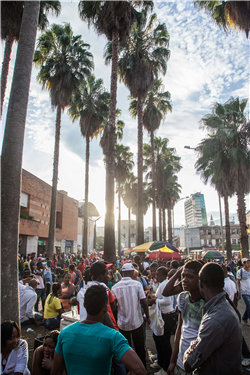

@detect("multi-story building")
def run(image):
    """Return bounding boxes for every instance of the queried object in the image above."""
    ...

[199,224,240,247]
[184,192,208,226]
[119,220,136,248]
[19,169,78,256]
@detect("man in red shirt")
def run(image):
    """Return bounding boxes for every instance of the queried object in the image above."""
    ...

[78,258,85,274]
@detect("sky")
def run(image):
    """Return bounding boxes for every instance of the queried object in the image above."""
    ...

[1,1,250,231]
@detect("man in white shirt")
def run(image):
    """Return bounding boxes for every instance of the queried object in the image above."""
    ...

[112,263,150,369]
[222,265,237,304]
[237,258,250,325]
[19,279,43,326]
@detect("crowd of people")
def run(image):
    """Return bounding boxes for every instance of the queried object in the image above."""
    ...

[1,252,250,374]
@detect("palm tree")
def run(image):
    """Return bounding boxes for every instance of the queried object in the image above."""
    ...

[197,97,250,258]
[130,79,172,241]
[162,175,181,243]
[68,74,110,256]
[1,1,61,117]
[78,1,153,262]
[118,10,170,245]
[122,172,137,248]
[195,134,235,259]
[99,109,124,157]
[195,1,250,38]
[114,144,134,254]
[1,1,40,325]
[34,23,94,258]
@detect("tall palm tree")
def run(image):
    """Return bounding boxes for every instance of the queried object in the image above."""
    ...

[195,1,250,38]
[1,1,62,117]
[122,172,137,248]
[68,74,110,256]
[195,135,235,259]
[34,23,94,258]
[99,109,124,157]
[78,1,153,262]
[197,97,250,258]
[130,79,172,241]
[162,175,181,243]
[118,10,170,245]
[1,1,40,325]
[114,144,134,254]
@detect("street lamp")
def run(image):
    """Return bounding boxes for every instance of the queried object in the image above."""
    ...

[184,145,225,254]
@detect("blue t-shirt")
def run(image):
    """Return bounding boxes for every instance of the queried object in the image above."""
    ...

[56,321,130,375]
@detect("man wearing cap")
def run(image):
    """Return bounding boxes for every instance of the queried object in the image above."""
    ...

[237,258,250,325]
[112,263,150,369]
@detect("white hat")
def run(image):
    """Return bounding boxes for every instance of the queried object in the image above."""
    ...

[122,263,135,271]
[242,258,249,263]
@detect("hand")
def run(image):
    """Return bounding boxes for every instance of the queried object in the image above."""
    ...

[41,357,53,370]
[167,363,175,375]
[145,317,150,326]
[176,266,184,278]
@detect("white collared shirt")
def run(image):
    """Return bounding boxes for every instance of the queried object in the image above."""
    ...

[1,339,30,374]
[112,277,146,331]
[155,279,174,313]
[224,277,237,302]
[19,284,37,323]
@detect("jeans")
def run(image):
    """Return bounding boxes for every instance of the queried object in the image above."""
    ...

[153,312,177,371]
[120,324,146,368]
[242,294,250,321]
[35,288,46,312]
[43,315,61,329]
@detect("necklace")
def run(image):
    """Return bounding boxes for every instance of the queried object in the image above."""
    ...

[2,354,9,366]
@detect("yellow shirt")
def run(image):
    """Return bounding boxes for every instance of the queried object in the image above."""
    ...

[44,294,61,319]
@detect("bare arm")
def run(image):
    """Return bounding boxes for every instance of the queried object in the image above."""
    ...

[140,298,150,324]
[121,349,146,375]
[59,284,75,299]
[167,313,183,375]
[32,346,43,375]
[51,353,65,375]
[162,268,183,297]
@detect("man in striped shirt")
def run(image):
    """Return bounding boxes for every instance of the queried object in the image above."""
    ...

[112,263,150,369]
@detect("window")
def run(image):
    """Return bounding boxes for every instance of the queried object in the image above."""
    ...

[56,212,62,229]
[21,192,29,207]
[232,239,237,245]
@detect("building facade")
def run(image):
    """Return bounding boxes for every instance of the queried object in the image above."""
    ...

[119,220,136,248]
[19,169,78,256]
[184,192,208,226]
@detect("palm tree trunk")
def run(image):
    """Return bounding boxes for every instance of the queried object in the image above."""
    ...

[1,36,14,118]
[224,195,232,259]
[48,106,61,259]
[104,28,119,263]
[83,135,90,256]
[128,207,131,248]
[137,94,144,245]
[162,208,166,241]
[150,130,156,240]
[1,1,39,325]
[168,208,173,243]
[118,183,121,255]
[158,197,162,241]
[236,187,249,258]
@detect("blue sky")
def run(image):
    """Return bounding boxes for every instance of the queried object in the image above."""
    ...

[1,1,250,229]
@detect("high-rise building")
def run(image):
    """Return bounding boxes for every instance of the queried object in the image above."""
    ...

[184,192,208,226]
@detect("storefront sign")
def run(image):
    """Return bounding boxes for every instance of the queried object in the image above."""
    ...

[38,240,46,246]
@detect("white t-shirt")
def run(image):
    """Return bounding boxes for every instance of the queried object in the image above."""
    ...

[155,279,174,313]
[224,277,237,302]
[1,339,30,374]
[237,268,250,296]
[77,281,108,321]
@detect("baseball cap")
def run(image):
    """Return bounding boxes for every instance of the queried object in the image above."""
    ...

[122,263,135,271]
[242,258,249,263]
[90,261,112,278]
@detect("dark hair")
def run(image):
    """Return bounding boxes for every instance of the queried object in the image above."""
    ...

[150,262,158,269]
[226,265,231,272]
[44,330,60,346]
[84,285,108,315]
[37,261,43,268]
[1,321,21,347]
[198,260,205,265]
[199,263,224,291]
[171,261,179,269]
[23,268,31,276]
[69,264,75,271]
[90,261,106,280]
[157,266,168,277]
[48,283,61,305]
[184,260,203,275]
[84,268,92,283]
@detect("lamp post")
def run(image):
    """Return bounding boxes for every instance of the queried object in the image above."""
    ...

[184,146,225,254]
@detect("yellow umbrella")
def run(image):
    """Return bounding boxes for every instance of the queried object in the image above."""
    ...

[133,241,155,252]
[159,246,174,253]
